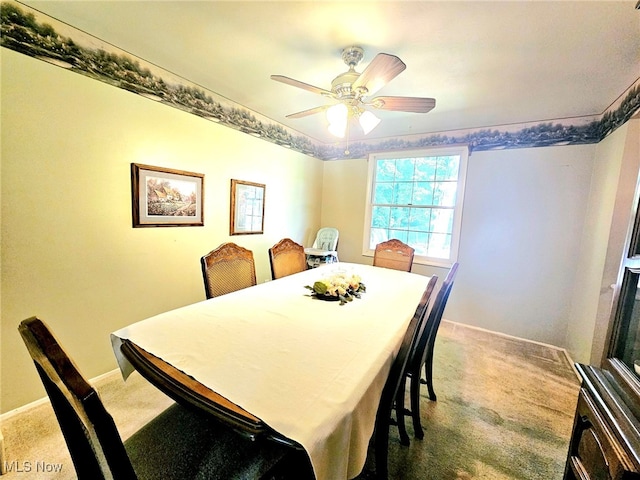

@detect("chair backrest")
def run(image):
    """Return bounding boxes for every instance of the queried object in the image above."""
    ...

[311,227,339,251]
[379,275,439,410]
[18,317,136,480]
[373,239,415,272]
[410,262,459,370]
[201,242,257,299]
[269,238,307,280]
[373,275,438,477]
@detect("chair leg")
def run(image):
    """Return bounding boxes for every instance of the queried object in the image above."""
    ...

[394,377,410,446]
[409,367,424,440]
[424,347,437,401]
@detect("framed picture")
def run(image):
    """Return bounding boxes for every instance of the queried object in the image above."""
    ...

[131,163,204,227]
[230,179,265,235]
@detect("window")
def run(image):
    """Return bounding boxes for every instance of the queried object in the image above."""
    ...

[363,146,469,267]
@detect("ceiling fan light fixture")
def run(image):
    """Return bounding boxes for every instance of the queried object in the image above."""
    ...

[359,110,381,135]
[328,121,346,138]
[327,103,348,137]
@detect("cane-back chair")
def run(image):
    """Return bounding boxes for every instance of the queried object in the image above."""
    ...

[269,238,307,280]
[201,242,257,299]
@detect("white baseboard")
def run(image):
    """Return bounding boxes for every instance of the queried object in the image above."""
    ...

[442,318,580,380]
[0,368,121,423]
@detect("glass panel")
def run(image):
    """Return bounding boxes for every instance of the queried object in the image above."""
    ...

[613,268,640,372]
[408,231,429,256]
[371,206,390,228]
[388,229,409,243]
[370,227,388,249]
[629,197,640,258]
[430,208,454,233]
[411,182,434,205]
[373,183,393,204]
[434,181,458,207]
[390,207,410,229]
[435,155,460,181]
[428,233,452,259]
[394,182,413,204]
[375,159,396,182]
[415,157,437,181]
[395,158,415,181]
[409,207,431,230]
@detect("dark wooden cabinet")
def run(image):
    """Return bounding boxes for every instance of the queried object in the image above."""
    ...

[564,359,640,479]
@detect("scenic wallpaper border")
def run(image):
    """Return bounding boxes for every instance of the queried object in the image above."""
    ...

[2,1,639,160]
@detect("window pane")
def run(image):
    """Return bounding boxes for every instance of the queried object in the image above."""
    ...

[409,207,431,229]
[389,229,409,243]
[415,157,437,181]
[428,233,452,258]
[433,181,457,207]
[374,183,393,204]
[435,156,460,181]
[370,227,388,248]
[434,182,458,207]
[411,182,434,205]
[430,208,454,233]
[376,159,396,182]
[390,207,410,228]
[395,158,415,181]
[408,231,430,256]
[371,206,390,228]
[394,182,413,204]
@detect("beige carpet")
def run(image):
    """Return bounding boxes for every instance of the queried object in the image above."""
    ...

[356,321,581,479]
[1,320,580,479]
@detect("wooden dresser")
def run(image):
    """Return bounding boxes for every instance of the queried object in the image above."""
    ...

[564,358,640,479]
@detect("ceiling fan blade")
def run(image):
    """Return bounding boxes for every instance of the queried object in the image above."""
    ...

[271,75,332,96]
[352,53,406,96]
[285,105,329,119]
[371,96,436,113]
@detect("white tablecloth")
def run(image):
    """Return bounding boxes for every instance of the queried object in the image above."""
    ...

[111,263,431,480]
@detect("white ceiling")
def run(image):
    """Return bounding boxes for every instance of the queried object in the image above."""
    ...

[20,1,640,144]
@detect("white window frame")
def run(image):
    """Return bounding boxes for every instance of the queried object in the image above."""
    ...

[362,145,469,268]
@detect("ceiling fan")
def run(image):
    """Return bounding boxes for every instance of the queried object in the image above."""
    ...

[271,46,436,138]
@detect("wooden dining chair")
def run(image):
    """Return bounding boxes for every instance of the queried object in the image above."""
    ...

[373,275,438,479]
[18,317,299,480]
[372,239,415,272]
[269,238,307,280]
[403,262,459,440]
[201,242,257,299]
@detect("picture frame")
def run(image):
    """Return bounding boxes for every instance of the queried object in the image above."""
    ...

[131,163,204,227]
[230,179,265,235]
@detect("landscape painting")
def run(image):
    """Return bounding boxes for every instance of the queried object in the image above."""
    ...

[131,163,204,227]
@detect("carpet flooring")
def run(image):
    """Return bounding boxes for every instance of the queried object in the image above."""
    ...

[1,320,580,479]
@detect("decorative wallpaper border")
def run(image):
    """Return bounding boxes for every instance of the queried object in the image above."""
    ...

[2,1,639,160]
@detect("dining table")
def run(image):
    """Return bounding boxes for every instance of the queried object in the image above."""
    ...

[111,262,432,480]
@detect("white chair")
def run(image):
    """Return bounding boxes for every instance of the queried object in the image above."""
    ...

[304,227,339,268]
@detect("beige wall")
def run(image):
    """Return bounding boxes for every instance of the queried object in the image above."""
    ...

[564,121,639,365]
[1,49,323,412]
[322,145,601,353]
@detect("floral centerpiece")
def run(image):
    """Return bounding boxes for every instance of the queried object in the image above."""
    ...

[305,272,366,305]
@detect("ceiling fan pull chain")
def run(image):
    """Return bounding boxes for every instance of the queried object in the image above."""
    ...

[344,117,351,156]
